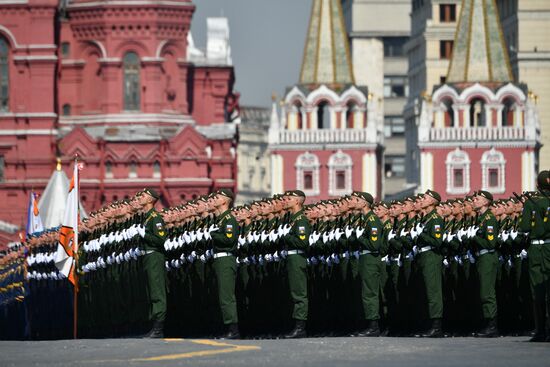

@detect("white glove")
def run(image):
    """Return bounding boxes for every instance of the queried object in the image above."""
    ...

[510,230,518,240]
[345,226,353,239]
[356,228,365,238]
[388,230,396,241]
[334,228,343,241]
[322,232,330,244]
[520,249,528,259]
[501,231,510,242]
[467,250,476,264]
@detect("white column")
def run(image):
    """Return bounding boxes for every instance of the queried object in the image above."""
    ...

[515,107,523,127]
[452,104,462,127]
[329,106,338,130]
[496,106,503,127]
[356,107,366,129]
[288,107,297,130]
[522,150,535,192]
[434,107,444,128]
[306,106,318,130]
[420,151,434,192]
[270,154,284,195]
[362,152,377,195]
[484,105,493,127]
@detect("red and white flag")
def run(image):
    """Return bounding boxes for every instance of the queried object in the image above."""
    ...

[55,161,79,287]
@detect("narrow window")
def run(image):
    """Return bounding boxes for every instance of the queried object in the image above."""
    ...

[123,52,140,111]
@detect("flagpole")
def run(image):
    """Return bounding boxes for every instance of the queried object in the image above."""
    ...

[73,157,79,339]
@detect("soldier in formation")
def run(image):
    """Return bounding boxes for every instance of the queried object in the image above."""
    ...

[2,173,550,342]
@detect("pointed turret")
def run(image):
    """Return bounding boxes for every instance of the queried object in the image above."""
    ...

[300,0,354,86]
[447,0,513,83]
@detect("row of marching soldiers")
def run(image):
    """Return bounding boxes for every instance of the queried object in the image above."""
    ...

[2,172,550,342]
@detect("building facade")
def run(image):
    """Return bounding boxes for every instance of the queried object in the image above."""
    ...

[497,0,550,169]
[235,105,271,204]
[412,0,540,198]
[342,0,411,197]
[404,0,462,186]
[268,0,384,201]
[0,0,239,237]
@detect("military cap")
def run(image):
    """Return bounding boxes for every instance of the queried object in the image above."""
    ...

[143,187,160,200]
[425,190,441,202]
[378,201,390,209]
[218,189,234,200]
[284,190,306,197]
[477,190,494,202]
[537,170,550,190]
[352,191,374,204]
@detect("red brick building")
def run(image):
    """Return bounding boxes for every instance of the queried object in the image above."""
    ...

[0,0,239,242]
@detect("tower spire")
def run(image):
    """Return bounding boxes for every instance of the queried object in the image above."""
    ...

[447,0,513,83]
[299,0,355,86]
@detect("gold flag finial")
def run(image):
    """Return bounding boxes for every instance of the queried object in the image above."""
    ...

[56,157,62,171]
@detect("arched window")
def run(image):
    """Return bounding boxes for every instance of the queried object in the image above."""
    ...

[317,101,331,129]
[123,52,140,111]
[153,160,161,178]
[470,98,486,127]
[346,102,357,129]
[446,148,470,195]
[105,161,113,178]
[129,160,138,178]
[0,38,9,112]
[62,104,71,116]
[295,151,320,196]
[328,150,353,196]
[481,148,506,194]
[501,97,516,127]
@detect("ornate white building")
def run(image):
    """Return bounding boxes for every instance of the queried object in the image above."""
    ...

[411,0,540,198]
[268,0,384,200]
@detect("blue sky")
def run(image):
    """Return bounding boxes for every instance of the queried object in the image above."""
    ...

[192,0,311,108]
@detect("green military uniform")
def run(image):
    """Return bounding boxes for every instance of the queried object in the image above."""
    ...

[211,209,240,325]
[473,209,499,320]
[416,209,445,320]
[284,209,311,321]
[142,208,168,324]
[357,210,383,321]
[519,189,550,340]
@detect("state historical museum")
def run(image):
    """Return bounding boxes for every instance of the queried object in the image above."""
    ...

[0,0,239,229]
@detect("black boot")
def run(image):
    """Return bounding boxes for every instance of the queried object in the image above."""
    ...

[222,323,240,340]
[356,320,380,337]
[418,318,443,338]
[284,320,306,339]
[143,321,164,339]
[476,318,498,338]
[529,332,546,342]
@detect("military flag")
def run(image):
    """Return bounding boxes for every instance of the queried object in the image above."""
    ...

[54,161,80,288]
[26,191,44,237]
